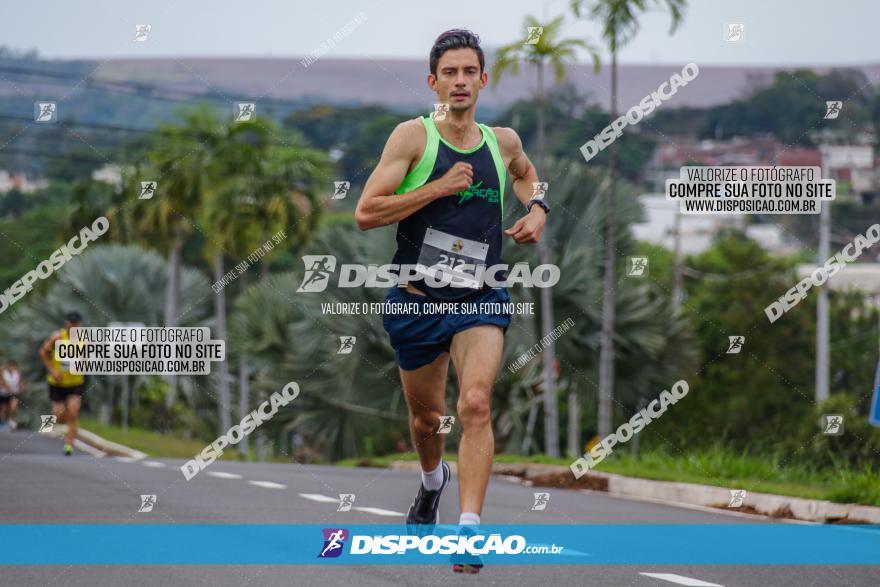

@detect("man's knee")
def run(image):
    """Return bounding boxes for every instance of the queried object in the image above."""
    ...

[67,404,80,418]
[457,387,491,429]
[412,410,443,437]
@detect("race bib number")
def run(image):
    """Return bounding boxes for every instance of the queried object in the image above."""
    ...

[416,228,489,289]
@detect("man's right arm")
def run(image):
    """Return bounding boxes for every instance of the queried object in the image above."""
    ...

[355,120,472,230]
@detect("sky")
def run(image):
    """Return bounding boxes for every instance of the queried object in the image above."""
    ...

[2,0,878,67]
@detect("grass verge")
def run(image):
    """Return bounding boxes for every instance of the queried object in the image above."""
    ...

[338,448,880,507]
[79,419,215,460]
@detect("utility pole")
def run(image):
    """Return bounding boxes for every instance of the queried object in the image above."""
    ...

[671,205,683,310]
[816,146,831,403]
[535,60,559,458]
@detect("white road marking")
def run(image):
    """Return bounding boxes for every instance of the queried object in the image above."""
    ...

[249,480,286,489]
[208,471,243,479]
[298,493,339,503]
[297,494,403,516]
[352,506,404,517]
[113,456,139,463]
[640,573,723,586]
[142,460,166,468]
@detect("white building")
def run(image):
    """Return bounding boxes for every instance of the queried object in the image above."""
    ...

[0,170,49,193]
[632,194,800,255]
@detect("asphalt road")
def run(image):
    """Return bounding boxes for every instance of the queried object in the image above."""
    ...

[0,430,876,586]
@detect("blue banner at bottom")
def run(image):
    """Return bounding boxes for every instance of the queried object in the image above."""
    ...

[1,524,878,565]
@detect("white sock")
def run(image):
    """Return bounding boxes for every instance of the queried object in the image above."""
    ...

[459,512,480,526]
[421,461,444,491]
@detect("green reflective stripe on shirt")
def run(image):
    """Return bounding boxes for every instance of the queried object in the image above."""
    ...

[479,122,506,216]
[394,116,439,195]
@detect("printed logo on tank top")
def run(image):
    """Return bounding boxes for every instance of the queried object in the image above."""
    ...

[456,180,501,205]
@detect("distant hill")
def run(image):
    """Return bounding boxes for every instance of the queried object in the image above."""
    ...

[4,56,878,121]
[98,57,880,111]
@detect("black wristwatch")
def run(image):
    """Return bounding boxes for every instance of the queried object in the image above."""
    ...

[527,198,550,215]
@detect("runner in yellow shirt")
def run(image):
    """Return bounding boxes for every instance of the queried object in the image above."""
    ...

[39,312,86,456]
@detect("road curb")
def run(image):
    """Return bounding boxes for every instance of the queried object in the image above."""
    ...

[389,460,880,524]
[50,424,147,460]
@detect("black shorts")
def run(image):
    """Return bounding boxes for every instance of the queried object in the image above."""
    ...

[0,395,10,405]
[48,384,85,403]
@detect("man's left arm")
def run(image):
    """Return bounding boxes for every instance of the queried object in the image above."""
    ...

[495,127,546,244]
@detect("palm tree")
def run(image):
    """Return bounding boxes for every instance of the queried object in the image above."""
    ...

[570,0,686,437]
[493,15,599,457]
[205,118,331,455]
[135,106,223,405]
[67,178,135,244]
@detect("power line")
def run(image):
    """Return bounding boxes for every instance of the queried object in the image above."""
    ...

[0,63,309,111]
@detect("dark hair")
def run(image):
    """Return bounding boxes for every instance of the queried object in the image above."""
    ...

[429,29,484,76]
[65,311,82,323]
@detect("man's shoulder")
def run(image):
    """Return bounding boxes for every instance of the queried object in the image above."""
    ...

[386,117,429,165]
[392,117,427,141]
[489,126,522,155]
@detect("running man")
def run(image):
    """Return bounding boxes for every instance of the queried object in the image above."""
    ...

[0,360,24,430]
[355,29,548,573]
[39,311,86,456]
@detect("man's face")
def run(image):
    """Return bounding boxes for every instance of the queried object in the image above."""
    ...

[429,48,487,112]
[65,320,82,330]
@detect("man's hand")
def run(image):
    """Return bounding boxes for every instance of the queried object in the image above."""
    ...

[437,162,473,196]
[49,369,62,383]
[504,206,546,244]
